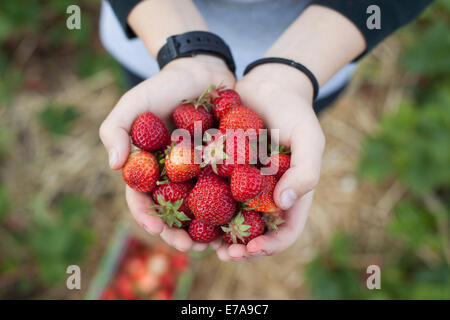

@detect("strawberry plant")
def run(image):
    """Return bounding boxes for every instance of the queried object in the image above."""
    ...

[305,3,450,299]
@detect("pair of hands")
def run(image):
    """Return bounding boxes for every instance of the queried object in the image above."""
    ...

[99,55,325,261]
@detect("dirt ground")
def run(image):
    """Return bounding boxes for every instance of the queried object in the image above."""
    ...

[1,35,409,299]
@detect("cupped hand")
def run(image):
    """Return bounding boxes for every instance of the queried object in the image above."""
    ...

[99,55,235,252]
[215,63,326,261]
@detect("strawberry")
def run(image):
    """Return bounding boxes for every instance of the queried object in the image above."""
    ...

[154,289,172,300]
[131,112,170,152]
[173,103,214,136]
[263,153,291,180]
[246,175,279,213]
[151,181,194,228]
[262,211,285,231]
[188,218,220,243]
[170,252,189,272]
[212,89,241,120]
[188,174,236,225]
[222,211,264,244]
[202,131,255,177]
[197,164,217,180]
[101,288,117,300]
[115,274,136,300]
[122,151,159,193]
[230,165,264,202]
[165,143,201,182]
[219,106,264,137]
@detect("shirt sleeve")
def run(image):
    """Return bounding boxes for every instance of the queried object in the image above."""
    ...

[310,0,434,59]
[106,0,142,38]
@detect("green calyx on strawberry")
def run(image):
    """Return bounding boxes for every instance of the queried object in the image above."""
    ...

[221,210,265,244]
[198,132,228,174]
[262,211,285,232]
[181,84,216,111]
[149,194,191,228]
[150,180,194,227]
[221,212,252,244]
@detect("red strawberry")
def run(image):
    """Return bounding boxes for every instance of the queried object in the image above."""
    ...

[197,164,217,180]
[212,89,241,120]
[165,143,201,182]
[151,181,194,228]
[170,252,189,272]
[188,218,220,243]
[263,153,291,180]
[219,106,264,137]
[262,211,285,231]
[101,288,117,300]
[188,174,236,226]
[115,274,136,300]
[203,131,255,177]
[122,151,159,193]
[154,289,172,300]
[216,163,236,177]
[222,211,264,244]
[230,165,264,202]
[246,175,279,213]
[173,103,214,136]
[131,112,170,151]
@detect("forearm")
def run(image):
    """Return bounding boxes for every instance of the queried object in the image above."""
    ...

[263,5,366,88]
[128,0,209,58]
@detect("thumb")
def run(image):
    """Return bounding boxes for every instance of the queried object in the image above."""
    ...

[273,125,325,210]
[99,119,131,170]
[274,166,319,210]
[99,92,143,170]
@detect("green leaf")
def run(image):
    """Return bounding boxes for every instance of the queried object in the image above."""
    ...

[38,104,79,135]
[402,21,450,77]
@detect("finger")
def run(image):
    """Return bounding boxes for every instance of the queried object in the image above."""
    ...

[160,226,193,252]
[216,245,232,262]
[247,191,313,255]
[227,244,248,260]
[210,238,223,250]
[99,80,154,170]
[125,186,164,235]
[192,242,209,252]
[274,121,325,210]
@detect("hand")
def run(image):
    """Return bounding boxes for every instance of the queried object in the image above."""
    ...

[215,63,326,261]
[99,55,235,252]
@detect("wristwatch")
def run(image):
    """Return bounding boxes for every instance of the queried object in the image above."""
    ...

[157,31,236,75]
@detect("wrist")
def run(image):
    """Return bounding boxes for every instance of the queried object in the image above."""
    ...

[165,54,235,88]
[242,63,314,103]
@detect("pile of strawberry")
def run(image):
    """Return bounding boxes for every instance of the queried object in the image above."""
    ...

[122,85,289,245]
[101,238,188,300]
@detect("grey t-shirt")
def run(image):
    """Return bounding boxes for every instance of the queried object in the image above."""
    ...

[100,0,356,98]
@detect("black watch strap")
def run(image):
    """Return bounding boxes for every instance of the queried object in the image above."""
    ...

[157,31,236,74]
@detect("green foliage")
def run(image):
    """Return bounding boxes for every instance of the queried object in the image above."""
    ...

[305,234,369,300]
[402,21,450,77]
[387,200,442,252]
[306,2,450,300]
[28,195,94,285]
[38,104,79,135]
[358,90,450,196]
[0,185,10,223]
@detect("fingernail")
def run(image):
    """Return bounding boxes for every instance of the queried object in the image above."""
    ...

[280,189,297,210]
[249,251,265,257]
[108,148,118,168]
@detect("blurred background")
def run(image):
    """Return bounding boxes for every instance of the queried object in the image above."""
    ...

[0,0,449,299]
